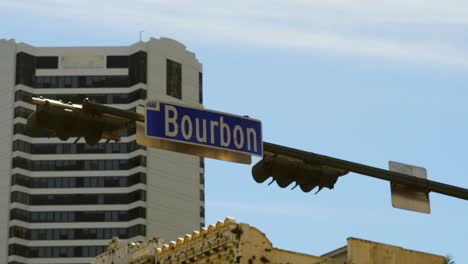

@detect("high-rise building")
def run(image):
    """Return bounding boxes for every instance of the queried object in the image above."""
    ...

[0,38,205,264]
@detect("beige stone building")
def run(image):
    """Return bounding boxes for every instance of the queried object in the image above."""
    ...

[93,217,445,264]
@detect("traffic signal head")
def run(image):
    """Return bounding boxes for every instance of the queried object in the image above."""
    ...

[26,97,132,144]
[252,156,348,193]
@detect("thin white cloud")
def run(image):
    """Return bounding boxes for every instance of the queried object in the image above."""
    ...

[2,0,468,68]
[274,0,468,24]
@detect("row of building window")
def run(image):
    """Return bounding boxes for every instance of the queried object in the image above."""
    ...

[35,55,129,69]
[13,139,143,154]
[13,123,53,138]
[10,224,146,240]
[13,123,137,138]
[31,57,189,100]
[11,173,146,188]
[14,107,32,119]
[15,51,147,88]
[15,89,146,106]
[10,207,146,223]
[12,156,146,171]
[9,244,108,258]
[15,61,200,103]
[11,190,146,205]
[35,75,130,88]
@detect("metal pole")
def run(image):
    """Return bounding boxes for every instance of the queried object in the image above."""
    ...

[56,98,468,201]
[263,141,468,201]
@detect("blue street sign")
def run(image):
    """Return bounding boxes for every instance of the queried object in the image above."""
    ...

[145,100,263,157]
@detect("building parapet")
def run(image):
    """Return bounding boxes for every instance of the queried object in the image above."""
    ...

[93,217,446,264]
[93,236,162,264]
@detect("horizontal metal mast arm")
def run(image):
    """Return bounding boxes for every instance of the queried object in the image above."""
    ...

[263,142,468,201]
[82,99,145,122]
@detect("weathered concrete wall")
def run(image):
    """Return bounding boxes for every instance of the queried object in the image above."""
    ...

[347,237,445,264]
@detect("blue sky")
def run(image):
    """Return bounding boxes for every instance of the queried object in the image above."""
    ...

[2,0,468,261]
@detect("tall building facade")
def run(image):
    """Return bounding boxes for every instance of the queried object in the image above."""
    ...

[0,38,205,264]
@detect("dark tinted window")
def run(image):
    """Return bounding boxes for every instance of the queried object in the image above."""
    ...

[36,56,58,69]
[199,158,205,184]
[15,52,36,86]
[200,206,205,218]
[129,51,147,85]
[166,59,182,99]
[199,72,203,104]
[107,56,129,68]
[199,173,204,184]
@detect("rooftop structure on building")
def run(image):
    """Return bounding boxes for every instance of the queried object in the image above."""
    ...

[0,38,205,264]
[93,217,446,264]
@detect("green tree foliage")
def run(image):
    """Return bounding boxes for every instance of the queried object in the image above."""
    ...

[445,255,455,264]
